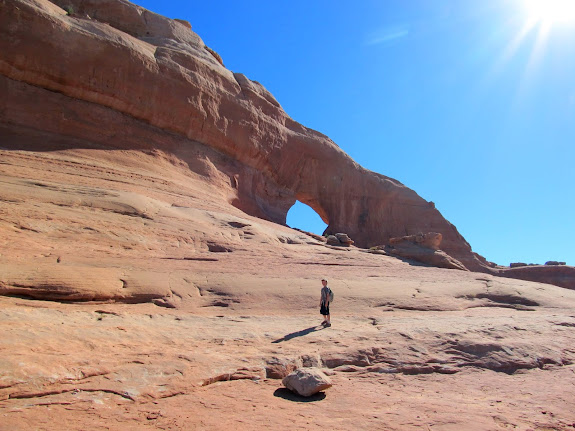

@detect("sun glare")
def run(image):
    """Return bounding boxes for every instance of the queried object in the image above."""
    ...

[523,0,575,25]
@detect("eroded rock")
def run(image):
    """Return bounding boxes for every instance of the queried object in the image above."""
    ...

[282,368,333,397]
[0,0,573,297]
[0,264,170,302]
[326,233,354,247]
[384,233,467,271]
[0,0,489,274]
[389,232,443,250]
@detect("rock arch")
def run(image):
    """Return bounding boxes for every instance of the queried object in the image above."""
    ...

[287,200,328,235]
[0,0,488,272]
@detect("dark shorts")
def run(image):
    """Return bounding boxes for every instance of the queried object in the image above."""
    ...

[320,302,330,316]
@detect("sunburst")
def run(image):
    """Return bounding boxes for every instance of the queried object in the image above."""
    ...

[490,0,575,93]
[523,0,575,25]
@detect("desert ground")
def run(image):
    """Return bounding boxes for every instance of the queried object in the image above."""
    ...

[2,1,575,428]
[1,147,575,430]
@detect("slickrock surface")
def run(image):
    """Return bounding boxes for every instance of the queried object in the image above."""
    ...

[1,148,575,430]
[1,1,575,430]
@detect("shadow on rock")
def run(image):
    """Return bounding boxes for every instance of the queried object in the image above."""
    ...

[273,388,326,402]
[271,325,323,343]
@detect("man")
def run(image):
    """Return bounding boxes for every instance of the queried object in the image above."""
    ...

[320,278,331,327]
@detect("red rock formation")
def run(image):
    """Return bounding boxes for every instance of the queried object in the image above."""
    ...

[0,0,573,290]
[3,5,575,430]
[499,265,575,291]
[389,232,443,251]
[0,0,489,272]
[385,232,468,271]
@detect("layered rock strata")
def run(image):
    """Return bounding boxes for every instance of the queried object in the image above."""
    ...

[384,232,468,271]
[0,0,487,272]
[1,0,574,290]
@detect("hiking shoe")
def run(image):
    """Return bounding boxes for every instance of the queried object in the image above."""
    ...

[326,323,331,327]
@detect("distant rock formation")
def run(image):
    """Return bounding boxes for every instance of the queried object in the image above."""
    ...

[511,261,567,268]
[499,265,575,291]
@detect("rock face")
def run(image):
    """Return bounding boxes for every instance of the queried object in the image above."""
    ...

[499,265,575,291]
[0,0,488,272]
[0,0,573,291]
[383,232,467,271]
[282,368,333,397]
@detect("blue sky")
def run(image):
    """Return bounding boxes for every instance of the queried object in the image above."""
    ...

[135,0,574,266]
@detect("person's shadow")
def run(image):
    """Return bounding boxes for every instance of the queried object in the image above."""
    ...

[271,325,323,343]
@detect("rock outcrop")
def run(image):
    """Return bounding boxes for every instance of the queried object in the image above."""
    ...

[390,232,443,250]
[499,265,575,291]
[0,0,487,272]
[0,0,573,291]
[384,232,468,271]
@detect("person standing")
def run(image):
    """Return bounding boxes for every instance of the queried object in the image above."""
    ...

[320,278,331,327]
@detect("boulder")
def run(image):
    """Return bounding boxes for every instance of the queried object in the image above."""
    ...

[282,368,333,397]
[265,357,298,379]
[335,232,354,245]
[326,233,354,247]
[326,235,341,246]
[386,233,467,271]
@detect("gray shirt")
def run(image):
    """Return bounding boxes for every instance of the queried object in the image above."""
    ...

[321,286,330,304]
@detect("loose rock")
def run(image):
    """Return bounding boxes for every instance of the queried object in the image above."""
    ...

[282,368,333,397]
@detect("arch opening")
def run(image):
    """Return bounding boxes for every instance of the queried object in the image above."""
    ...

[286,200,328,236]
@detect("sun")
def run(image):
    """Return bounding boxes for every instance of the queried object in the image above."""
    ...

[522,0,575,25]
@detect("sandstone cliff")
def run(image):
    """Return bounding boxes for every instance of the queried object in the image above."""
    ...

[0,0,490,272]
[1,0,574,290]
